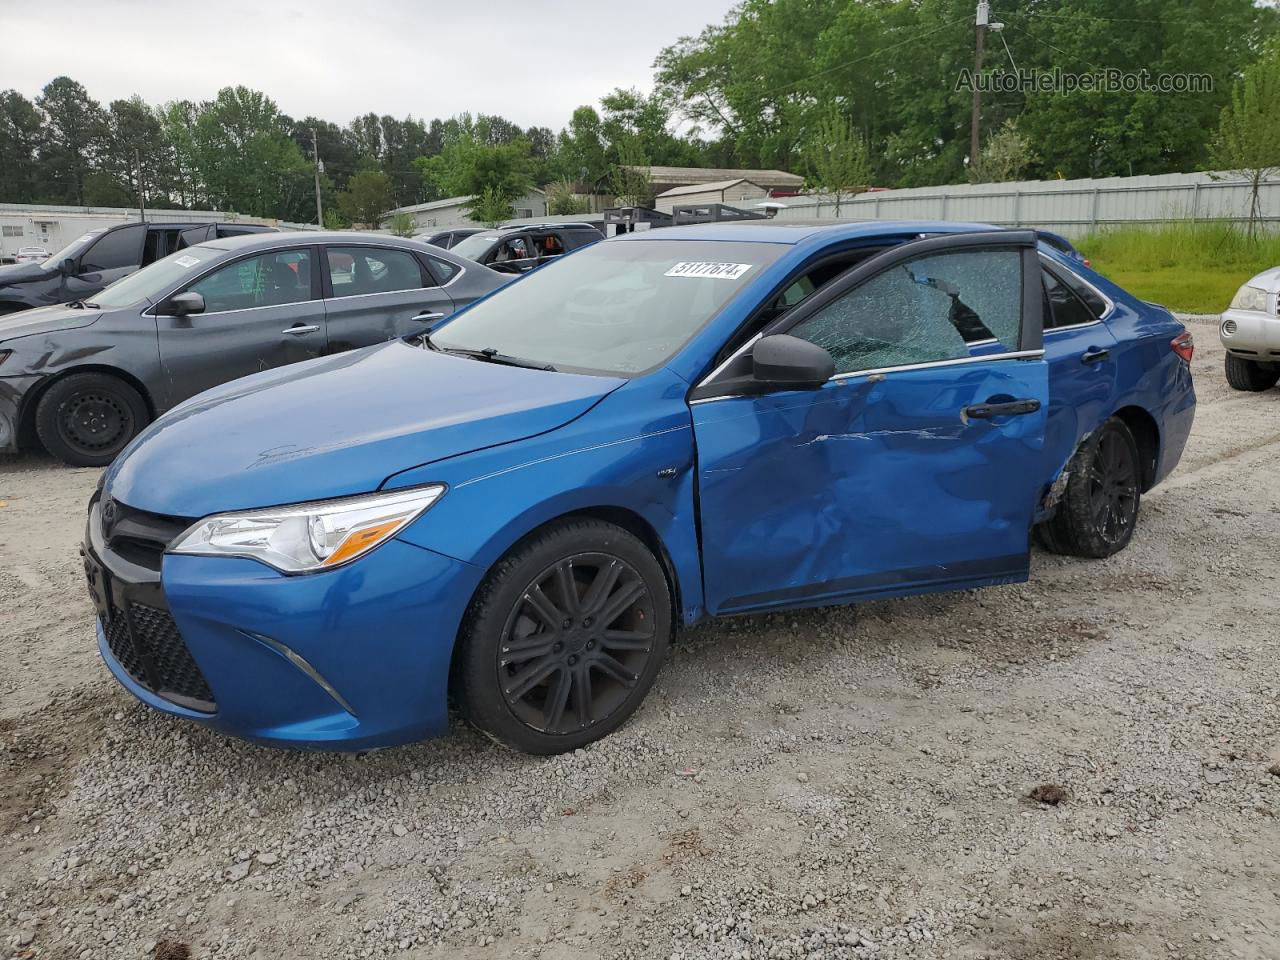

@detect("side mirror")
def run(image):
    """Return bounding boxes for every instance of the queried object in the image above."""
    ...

[61,258,77,276]
[751,334,835,390]
[161,291,206,317]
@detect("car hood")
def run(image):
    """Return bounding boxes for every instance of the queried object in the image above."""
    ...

[106,340,625,518]
[0,261,50,286]
[1245,266,1280,295]
[0,303,102,343]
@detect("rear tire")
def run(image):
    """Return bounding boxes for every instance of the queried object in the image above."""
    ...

[1224,354,1279,392]
[456,518,672,754]
[1036,417,1142,559]
[35,373,149,467]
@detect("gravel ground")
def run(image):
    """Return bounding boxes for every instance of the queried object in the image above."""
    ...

[2,316,1279,960]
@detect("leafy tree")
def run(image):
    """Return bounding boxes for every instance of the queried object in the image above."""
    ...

[416,126,533,210]
[804,108,870,216]
[338,169,394,228]
[387,210,417,237]
[607,137,653,207]
[159,100,205,208]
[95,97,168,208]
[0,90,44,202]
[36,76,107,205]
[546,179,588,215]
[1211,41,1280,236]
[468,186,514,227]
[553,106,609,187]
[974,119,1037,183]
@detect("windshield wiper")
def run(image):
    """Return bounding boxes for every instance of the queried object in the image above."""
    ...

[439,345,557,372]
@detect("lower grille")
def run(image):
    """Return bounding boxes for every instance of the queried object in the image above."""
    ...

[104,602,215,710]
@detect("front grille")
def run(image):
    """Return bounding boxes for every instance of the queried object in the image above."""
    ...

[102,499,193,571]
[103,602,215,711]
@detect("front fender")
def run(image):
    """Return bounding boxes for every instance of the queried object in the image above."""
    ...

[384,371,706,624]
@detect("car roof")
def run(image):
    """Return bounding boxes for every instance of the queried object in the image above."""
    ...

[200,230,433,252]
[609,220,1001,245]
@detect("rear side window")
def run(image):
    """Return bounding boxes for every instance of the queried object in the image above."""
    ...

[189,249,314,312]
[1042,266,1097,329]
[788,249,1023,374]
[327,246,426,297]
[81,227,144,271]
[424,256,459,285]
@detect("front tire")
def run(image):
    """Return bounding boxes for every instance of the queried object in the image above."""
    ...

[1036,417,1142,559]
[1224,354,1280,392]
[35,373,149,467]
[456,519,672,754]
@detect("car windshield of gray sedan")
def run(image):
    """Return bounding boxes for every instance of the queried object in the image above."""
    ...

[88,246,222,308]
[432,239,786,375]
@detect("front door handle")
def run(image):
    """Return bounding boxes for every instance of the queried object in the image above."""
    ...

[1081,348,1111,365]
[282,324,320,335]
[963,397,1041,420]
[409,311,445,323]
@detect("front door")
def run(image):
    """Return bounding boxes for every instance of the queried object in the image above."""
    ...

[691,232,1050,615]
[65,224,146,299]
[321,244,456,352]
[155,246,325,408]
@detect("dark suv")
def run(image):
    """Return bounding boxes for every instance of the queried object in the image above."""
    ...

[448,222,602,274]
[0,220,277,314]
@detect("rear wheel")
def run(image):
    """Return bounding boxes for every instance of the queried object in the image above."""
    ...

[35,372,149,467]
[1036,417,1142,559]
[1224,354,1280,392]
[456,519,672,754]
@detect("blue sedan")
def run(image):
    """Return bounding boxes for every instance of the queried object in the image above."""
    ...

[85,221,1196,754]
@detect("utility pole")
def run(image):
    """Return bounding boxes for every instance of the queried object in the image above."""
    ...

[969,0,989,179]
[134,147,146,222]
[311,128,324,228]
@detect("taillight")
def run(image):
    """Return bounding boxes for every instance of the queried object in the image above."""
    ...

[1083,258,1091,268]
[1171,331,1194,362]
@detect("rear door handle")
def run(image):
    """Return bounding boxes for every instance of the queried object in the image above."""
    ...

[410,311,445,323]
[963,398,1041,420]
[1081,348,1111,365]
[282,324,320,335]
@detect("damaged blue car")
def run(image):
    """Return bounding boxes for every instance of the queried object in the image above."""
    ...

[85,221,1196,754]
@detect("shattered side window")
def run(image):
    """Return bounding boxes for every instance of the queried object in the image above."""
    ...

[788,249,1022,374]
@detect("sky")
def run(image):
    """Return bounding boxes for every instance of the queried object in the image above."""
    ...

[2,0,739,131]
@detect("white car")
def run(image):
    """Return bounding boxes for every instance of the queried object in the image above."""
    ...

[1220,267,1280,391]
[12,246,49,264]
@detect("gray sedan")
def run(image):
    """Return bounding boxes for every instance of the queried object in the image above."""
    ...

[0,231,509,466]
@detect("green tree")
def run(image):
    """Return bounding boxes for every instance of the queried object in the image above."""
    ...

[94,96,169,208]
[546,179,588,215]
[607,137,653,207]
[1211,42,1280,236]
[337,170,394,228]
[468,185,514,227]
[0,90,44,202]
[387,210,416,237]
[804,108,871,216]
[36,76,106,205]
[159,100,205,208]
[553,106,609,187]
[973,118,1037,183]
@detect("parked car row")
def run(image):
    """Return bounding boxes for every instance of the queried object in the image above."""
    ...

[0,233,508,465]
[72,219,1197,756]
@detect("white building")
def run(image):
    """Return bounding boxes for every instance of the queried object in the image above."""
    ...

[654,178,770,214]
[382,189,547,232]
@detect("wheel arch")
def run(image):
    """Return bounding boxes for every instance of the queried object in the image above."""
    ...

[18,364,156,450]
[1111,404,1160,492]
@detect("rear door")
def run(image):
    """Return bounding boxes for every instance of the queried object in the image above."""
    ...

[155,245,324,406]
[321,244,456,351]
[690,231,1050,614]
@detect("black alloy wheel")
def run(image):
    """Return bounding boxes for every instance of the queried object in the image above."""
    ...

[1087,427,1139,548]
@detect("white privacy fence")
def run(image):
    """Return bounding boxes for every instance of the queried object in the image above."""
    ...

[772,171,1280,238]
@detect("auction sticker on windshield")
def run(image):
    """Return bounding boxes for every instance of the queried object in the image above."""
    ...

[174,255,201,268]
[665,262,753,280]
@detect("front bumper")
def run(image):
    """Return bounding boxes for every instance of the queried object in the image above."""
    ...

[85,498,484,751]
[0,374,42,453]
[1220,308,1280,361]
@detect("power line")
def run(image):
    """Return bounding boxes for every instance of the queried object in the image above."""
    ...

[1001,10,1209,25]
[1001,23,1103,72]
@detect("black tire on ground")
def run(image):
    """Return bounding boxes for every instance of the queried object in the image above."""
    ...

[34,372,150,467]
[456,518,672,755]
[1224,353,1280,392]
[1036,417,1142,560]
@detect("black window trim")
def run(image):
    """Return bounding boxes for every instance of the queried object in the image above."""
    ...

[149,244,322,317]
[692,230,1044,402]
[1038,253,1114,333]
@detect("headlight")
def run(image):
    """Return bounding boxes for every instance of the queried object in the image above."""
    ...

[1229,285,1268,313]
[169,485,445,574]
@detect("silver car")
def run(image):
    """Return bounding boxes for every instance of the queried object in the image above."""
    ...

[13,246,49,264]
[1220,266,1280,391]
[0,231,509,466]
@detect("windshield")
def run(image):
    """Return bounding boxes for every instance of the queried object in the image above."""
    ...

[42,229,106,270]
[90,245,221,308]
[433,238,786,375]
[450,232,501,261]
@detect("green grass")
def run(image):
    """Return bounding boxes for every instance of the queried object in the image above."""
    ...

[1077,224,1280,314]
